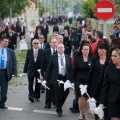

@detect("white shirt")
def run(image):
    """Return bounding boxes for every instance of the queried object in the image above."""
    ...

[50,48,56,55]
[58,53,66,75]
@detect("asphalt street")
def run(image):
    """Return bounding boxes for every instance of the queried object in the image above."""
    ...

[0,76,94,120]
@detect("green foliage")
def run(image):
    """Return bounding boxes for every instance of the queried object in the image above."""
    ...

[81,0,96,18]
[0,0,30,19]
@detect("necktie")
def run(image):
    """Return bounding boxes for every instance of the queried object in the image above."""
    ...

[34,49,38,61]
[59,55,65,76]
[1,49,4,68]
[53,49,56,55]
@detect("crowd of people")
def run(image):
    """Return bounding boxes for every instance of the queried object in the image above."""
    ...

[0,15,120,120]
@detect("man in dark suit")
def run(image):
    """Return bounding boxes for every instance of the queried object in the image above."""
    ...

[44,43,72,117]
[20,23,25,40]
[42,22,49,43]
[57,35,70,55]
[38,35,46,50]
[6,28,17,50]
[41,38,57,108]
[0,37,17,109]
[23,39,43,102]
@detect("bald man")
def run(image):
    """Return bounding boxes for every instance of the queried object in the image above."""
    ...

[23,39,44,102]
[45,43,72,117]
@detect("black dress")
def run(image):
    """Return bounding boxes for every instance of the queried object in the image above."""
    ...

[69,56,92,99]
[108,68,120,118]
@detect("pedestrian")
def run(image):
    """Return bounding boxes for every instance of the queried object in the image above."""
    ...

[23,39,43,102]
[100,48,120,120]
[69,42,92,120]
[0,37,17,109]
[44,43,72,117]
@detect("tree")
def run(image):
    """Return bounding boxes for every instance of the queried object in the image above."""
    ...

[0,0,30,19]
[81,0,96,18]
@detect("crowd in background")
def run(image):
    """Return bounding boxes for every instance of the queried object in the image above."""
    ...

[0,15,120,120]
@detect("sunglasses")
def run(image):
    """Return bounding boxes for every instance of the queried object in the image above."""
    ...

[34,43,39,44]
[39,37,44,39]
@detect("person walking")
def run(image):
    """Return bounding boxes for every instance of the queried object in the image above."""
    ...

[0,37,17,109]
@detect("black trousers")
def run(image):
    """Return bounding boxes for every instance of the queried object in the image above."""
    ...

[28,72,41,99]
[53,75,69,113]
[45,83,55,106]
[0,70,8,106]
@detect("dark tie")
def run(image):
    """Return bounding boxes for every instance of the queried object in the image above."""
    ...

[53,49,56,55]
[1,49,4,68]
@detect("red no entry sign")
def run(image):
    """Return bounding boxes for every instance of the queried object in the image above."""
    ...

[95,0,115,20]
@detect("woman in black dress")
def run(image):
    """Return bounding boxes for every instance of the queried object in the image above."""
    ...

[100,48,120,120]
[70,42,92,120]
[87,44,109,120]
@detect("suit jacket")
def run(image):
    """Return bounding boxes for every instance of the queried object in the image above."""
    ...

[6,34,17,50]
[100,65,120,105]
[20,26,25,35]
[44,43,70,56]
[6,48,17,80]
[41,48,57,77]
[23,49,43,78]
[86,57,108,97]
[45,54,72,84]
[42,25,49,36]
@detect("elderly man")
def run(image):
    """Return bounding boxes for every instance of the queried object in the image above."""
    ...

[23,39,43,102]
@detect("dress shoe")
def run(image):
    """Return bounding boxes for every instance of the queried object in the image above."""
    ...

[44,105,51,109]
[29,96,34,103]
[69,107,79,113]
[41,90,45,93]
[0,106,8,109]
[57,112,62,117]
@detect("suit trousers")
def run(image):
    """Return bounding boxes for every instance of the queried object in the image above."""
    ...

[45,83,55,106]
[0,70,8,106]
[53,75,69,113]
[28,72,41,99]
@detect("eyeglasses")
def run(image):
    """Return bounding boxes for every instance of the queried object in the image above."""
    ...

[34,43,39,44]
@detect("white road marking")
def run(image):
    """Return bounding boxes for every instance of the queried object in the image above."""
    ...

[7,107,23,111]
[33,109,56,115]
[97,8,112,12]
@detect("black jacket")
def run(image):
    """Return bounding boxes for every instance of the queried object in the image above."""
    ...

[45,54,72,84]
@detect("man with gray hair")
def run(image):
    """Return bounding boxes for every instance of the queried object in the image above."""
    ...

[23,39,43,102]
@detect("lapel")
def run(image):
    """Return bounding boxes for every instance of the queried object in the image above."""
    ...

[56,54,59,70]
[7,48,10,66]
[31,49,35,62]
[112,65,120,82]
[65,55,68,70]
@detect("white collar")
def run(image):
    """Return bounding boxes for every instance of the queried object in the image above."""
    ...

[33,48,38,52]
[58,53,65,57]
[51,47,56,51]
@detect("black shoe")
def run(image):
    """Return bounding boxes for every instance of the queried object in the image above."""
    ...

[44,105,51,109]
[41,90,45,93]
[0,106,8,109]
[69,107,79,113]
[29,96,34,103]
[57,112,62,117]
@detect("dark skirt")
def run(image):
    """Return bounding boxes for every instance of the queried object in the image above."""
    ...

[108,103,120,118]
[74,79,88,99]
[108,97,120,118]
